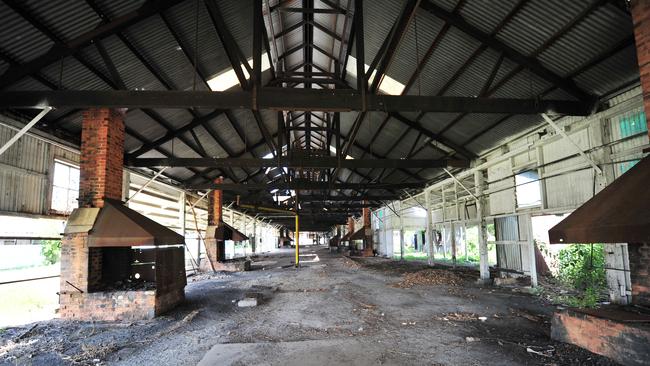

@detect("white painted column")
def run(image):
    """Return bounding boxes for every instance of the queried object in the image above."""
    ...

[399,201,405,260]
[252,218,257,253]
[475,170,490,283]
[425,188,433,265]
[525,213,538,287]
[121,171,130,203]
[450,221,456,267]
[179,192,187,237]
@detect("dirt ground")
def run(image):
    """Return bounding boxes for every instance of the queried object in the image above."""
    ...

[0,246,618,365]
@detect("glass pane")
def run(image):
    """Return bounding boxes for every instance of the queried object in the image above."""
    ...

[51,186,68,212]
[515,171,541,208]
[67,189,79,212]
[69,166,80,188]
[53,163,69,188]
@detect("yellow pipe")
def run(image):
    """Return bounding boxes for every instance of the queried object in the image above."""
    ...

[295,214,300,267]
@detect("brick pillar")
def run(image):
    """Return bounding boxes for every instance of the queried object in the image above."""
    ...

[203,177,224,271]
[347,217,354,234]
[632,0,650,135]
[79,108,125,208]
[362,203,373,256]
[208,177,223,225]
[60,108,124,318]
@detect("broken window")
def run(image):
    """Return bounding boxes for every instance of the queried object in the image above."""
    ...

[51,160,79,214]
[515,170,541,208]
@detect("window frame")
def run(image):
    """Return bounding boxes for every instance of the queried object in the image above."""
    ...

[49,158,80,215]
[514,169,542,209]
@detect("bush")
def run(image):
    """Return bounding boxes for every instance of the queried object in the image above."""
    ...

[41,240,61,265]
[556,244,606,307]
[557,244,606,290]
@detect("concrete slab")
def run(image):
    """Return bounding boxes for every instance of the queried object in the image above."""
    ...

[197,338,399,366]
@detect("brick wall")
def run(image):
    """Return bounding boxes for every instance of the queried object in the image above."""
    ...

[362,206,370,228]
[59,290,157,321]
[208,177,223,225]
[628,242,650,306]
[59,233,91,293]
[59,244,186,320]
[632,0,650,135]
[79,108,125,208]
[347,217,354,233]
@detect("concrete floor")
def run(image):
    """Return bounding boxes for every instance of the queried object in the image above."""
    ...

[0,246,617,365]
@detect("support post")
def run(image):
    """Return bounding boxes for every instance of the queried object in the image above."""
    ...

[295,214,300,267]
[399,201,405,260]
[425,188,433,266]
[475,170,490,284]
[451,222,457,268]
[525,214,538,287]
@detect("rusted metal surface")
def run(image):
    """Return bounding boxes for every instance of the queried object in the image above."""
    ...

[548,156,650,244]
[551,307,650,366]
[87,198,185,247]
[205,222,249,242]
[573,306,650,323]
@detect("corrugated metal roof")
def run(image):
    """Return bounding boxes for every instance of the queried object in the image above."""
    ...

[0,0,641,191]
[22,0,101,43]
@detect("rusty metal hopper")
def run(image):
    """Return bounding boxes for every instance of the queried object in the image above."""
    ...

[206,222,248,242]
[548,156,650,244]
[86,198,184,247]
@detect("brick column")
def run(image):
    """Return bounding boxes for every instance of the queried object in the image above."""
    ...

[79,108,125,208]
[347,216,354,234]
[362,204,373,256]
[632,0,650,135]
[208,177,223,225]
[60,108,125,318]
[203,177,225,271]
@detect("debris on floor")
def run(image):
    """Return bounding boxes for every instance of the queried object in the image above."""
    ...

[391,269,467,288]
[238,293,262,307]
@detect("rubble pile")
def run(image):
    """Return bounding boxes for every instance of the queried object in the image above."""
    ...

[393,269,467,288]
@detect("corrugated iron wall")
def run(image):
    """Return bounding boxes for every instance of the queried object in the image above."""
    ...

[0,117,80,215]
[0,115,277,267]
[495,216,523,273]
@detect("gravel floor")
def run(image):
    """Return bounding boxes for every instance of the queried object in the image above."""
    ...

[0,246,618,365]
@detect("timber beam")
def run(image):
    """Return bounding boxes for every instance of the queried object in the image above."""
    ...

[189,180,426,191]
[128,157,469,169]
[0,89,592,115]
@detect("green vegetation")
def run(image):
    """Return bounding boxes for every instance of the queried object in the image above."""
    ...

[554,244,606,308]
[40,240,61,265]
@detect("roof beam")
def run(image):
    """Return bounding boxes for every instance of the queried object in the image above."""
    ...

[205,0,250,89]
[276,7,345,14]
[127,109,223,157]
[0,89,592,115]
[368,0,421,93]
[0,0,185,89]
[189,180,426,191]
[129,157,469,169]
[420,0,597,105]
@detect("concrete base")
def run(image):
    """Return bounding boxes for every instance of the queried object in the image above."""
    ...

[475,277,493,286]
[198,339,401,366]
[200,258,251,272]
[551,307,650,366]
